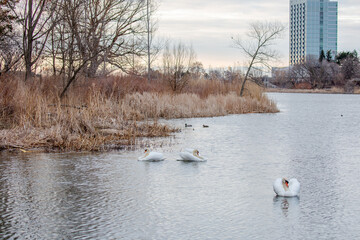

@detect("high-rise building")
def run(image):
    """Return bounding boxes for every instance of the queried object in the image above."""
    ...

[290,0,338,65]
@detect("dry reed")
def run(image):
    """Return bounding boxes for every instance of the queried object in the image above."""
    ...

[0,74,278,152]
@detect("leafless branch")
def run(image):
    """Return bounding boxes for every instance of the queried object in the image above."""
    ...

[232,21,285,96]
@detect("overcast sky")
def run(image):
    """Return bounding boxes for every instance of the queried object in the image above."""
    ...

[155,0,360,68]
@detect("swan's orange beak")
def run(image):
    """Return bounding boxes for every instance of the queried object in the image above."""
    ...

[285,182,289,187]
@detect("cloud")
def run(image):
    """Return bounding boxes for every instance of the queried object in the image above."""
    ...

[155,0,360,67]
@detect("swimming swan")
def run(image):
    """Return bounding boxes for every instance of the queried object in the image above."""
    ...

[138,149,165,161]
[273,178,300,197]
[179,148,207,162]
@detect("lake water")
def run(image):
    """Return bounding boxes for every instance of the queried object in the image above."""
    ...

[1,93,360,239]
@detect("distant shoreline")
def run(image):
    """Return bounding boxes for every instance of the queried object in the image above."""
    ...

[265,87,360,94]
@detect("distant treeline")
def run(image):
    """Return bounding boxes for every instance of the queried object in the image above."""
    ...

[272,50,360,93]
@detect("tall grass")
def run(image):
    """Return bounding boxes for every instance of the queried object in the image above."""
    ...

[0,74,278,151]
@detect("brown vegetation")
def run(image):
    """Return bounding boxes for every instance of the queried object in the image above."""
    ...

[266,86,349,94]
[0,74,278,152]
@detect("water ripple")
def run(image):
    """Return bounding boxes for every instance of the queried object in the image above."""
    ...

[1,93,360,239]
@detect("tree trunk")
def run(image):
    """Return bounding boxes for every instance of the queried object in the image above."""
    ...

[86,58,100,77]
[25,0,33,81]
[240,69,250,97]
[147,0,151,83]
[240,56,256,97]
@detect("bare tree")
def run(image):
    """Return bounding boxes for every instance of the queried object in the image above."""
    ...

[0,0,17,39]
[143,0,162,82]
[125,1,163,77]
[340,56,360,81]
[58,0,102,98]
[189,61,205,80]
[206,68,222,81]
[290,56,340,89]
[9,0,59,80]
[72,0,149,77]
[146,0,150,82]
[0,0,23,74]
[232,21,285,96]
[162,42,196,92]
[46,0,151,98]
[270,67,289,88]
[0,35,23,74]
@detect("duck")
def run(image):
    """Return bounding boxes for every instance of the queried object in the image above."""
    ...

[203,124,209,128]
[138,149,165,161]
[178,148,207,162]
[273,178,300,197]
[185,123,192,127]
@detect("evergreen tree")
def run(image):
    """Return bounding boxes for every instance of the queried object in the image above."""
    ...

[326,50,332,62]
[336,50,359,65]
[319,49,325,62]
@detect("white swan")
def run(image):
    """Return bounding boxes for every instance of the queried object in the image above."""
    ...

[179,148,207,162]
[273,178,300,197]
[138,149,165,161]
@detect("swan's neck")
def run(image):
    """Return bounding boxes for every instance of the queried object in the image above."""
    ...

[193,150,203,159]
[282,182,290,191]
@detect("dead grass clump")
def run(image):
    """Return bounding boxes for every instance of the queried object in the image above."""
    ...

[185,77,265,100]
[121,91,278,120]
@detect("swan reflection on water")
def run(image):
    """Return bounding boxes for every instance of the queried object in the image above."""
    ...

[273,196,300,218]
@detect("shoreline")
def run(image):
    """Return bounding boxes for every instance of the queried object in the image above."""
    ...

[0,75,278,153]
[0,121,179,154]
[1,110,273,154]
[265,87,360,94]
[1,93,278,153]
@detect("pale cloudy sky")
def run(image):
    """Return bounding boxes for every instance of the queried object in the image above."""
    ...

[156,0,360,68]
